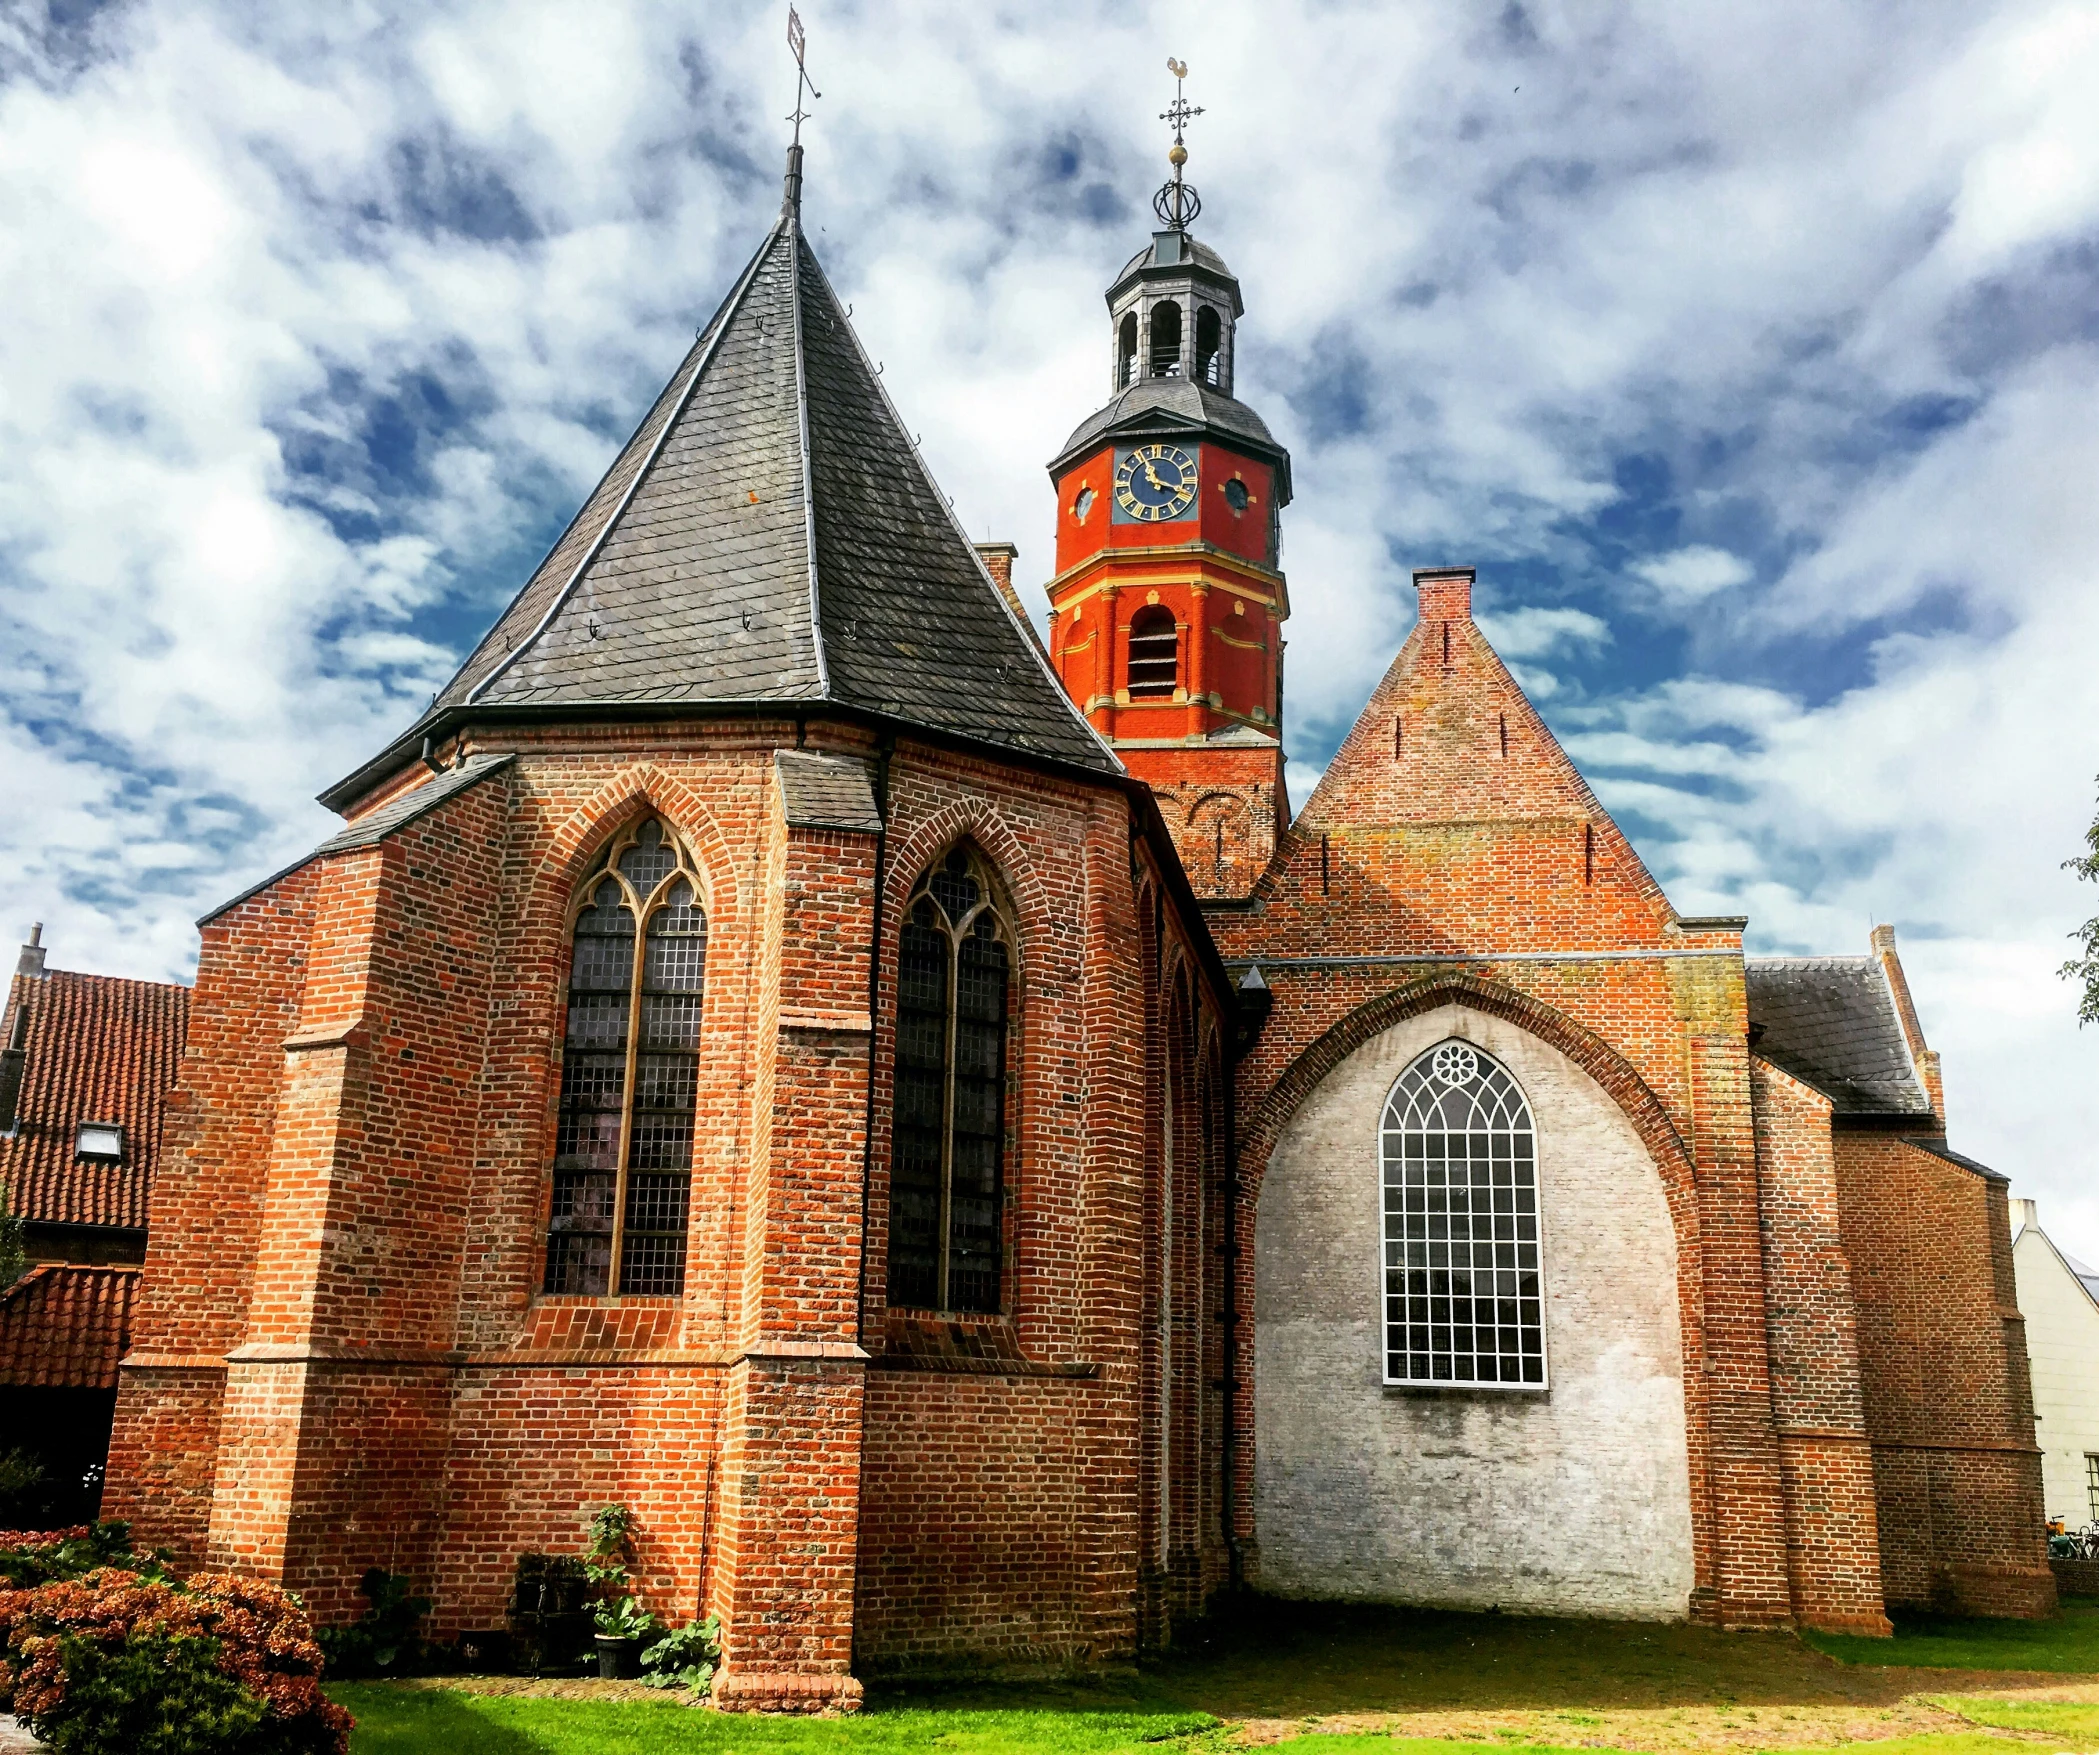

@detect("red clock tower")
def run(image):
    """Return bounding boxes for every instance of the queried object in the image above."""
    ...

[1044,121,1293,901]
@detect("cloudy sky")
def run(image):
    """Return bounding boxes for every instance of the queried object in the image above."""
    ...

[3,0,2096,1247]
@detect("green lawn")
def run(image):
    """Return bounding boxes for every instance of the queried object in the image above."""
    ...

[1805,1600,2099,1673]
[331,1693,1218,1755]
[331,1596,2099,1755]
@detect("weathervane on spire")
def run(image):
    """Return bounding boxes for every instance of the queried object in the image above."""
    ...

[786,6,820,146]
[1154,57,1203,231]
[782,7,819,217]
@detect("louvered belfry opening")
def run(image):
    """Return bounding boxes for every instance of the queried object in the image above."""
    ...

[548,818,706,1297]
[1127,605,1180,698]
[1195,305,1224,387]
[888,844,1012,1315]
[1148,299,1183,378]
[1118,311,1140,387]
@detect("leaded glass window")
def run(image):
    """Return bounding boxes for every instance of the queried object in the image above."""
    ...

[887,844,1012,1314]
[1380,1040,1546,1387]
[546,818,706,1297]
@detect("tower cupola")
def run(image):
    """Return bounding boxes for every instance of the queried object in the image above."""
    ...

[1038,63,1295,901]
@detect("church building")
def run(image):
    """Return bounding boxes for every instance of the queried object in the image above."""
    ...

[105,127,2052,1708]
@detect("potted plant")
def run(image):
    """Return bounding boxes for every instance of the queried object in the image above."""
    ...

[592,1591,658,1679]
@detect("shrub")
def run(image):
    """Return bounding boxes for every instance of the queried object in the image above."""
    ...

[640,1616,718,1693]
[314,1568,432,1679]
[0,1524,159,1590]
[0,1566,351,1755]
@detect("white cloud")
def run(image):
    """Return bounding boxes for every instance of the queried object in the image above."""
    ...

[0,0,2096,1254]
[1632,546,1753,604]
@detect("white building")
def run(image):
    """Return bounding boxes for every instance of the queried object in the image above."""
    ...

[2012,1199,2099,1529]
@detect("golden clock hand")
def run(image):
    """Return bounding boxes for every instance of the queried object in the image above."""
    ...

[1143,460,1165,491]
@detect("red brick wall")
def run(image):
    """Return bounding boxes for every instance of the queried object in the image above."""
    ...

[855,1372,1099,1672]
[106,715,1228,1695]
[1832,1133,2054,1616]
[107,863,322,1564]
[1749,1058,1890,1633]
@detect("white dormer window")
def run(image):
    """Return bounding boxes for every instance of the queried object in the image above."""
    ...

[76,1121,124,1161]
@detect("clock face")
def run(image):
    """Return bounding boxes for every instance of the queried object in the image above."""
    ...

[1113,443,1198,522]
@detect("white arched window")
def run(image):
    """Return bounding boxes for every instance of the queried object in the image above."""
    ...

[1380,1040,1545,1387]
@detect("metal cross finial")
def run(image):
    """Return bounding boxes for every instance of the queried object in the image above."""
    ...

[1160,58,1203,148]
[1153,57,1204,230]
[786,5,820,147]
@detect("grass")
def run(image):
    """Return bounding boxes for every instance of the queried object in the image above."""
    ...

[331,1691,1218,1755]
[330,1596,2099,1755]
[1805,1601,2099,1674]
[1927,1692,2099,1740]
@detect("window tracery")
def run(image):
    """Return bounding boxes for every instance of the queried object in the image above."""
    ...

[1380,1040,1545,1386]
[546,817,706,1298]
[888,844,1013,1314]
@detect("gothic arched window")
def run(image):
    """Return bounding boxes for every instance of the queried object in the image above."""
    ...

[1380,1040,1545,1386]
[1127,605,1179,698]
[546,817,706,1298]
[888,844,1013,1314]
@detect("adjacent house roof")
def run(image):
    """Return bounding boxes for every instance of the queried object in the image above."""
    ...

[0,1264,139,1389]
[0,967,188,1230]
[1745,956,1935,1118]
[325,162,1111,812]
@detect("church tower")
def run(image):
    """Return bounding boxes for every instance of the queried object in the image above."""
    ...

[1044,78,1292,900]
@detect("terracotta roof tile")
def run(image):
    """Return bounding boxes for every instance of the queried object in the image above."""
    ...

[0,968,189,1230]
[0,1263,139,1388]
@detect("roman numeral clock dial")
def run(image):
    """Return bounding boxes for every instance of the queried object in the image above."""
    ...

[1113,443,1198,522]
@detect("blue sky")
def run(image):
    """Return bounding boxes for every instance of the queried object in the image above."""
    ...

[2,0,2096,1248]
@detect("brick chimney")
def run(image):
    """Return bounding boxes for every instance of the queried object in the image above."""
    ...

[1414,566,1474,623]
[974,541,1043,653]
[15,923,46,980]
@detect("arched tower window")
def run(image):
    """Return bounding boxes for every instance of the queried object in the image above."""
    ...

[546,817,706,1298]
[888,844,1013,1314]
[1380,1040,1545,1387]
[1195,306,1224,388]
[1147,300,1183,378]
[1127,604,1179,698]
[1117,310,1139,388]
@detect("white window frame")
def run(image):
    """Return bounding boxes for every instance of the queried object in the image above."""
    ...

[75,1120,124,1162]
[1377,1038,1549,1391]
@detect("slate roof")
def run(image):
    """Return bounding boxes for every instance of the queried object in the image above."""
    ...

[1744,956,1934,1118]
[0,1263,138,1389]
[202,754,515,925]
[362,188,1110,795]
[316,753,515,853]
[774,750,883,833]
[0,969,188,1230]
[1051,378,1288,486]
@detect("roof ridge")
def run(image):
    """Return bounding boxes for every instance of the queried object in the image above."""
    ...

[464,221,790,707]
[793,237,1116,772]
[785,211,830,699]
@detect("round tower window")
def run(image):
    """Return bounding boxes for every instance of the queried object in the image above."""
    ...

[1224,478,1250,513]
[1072,486,1096,523]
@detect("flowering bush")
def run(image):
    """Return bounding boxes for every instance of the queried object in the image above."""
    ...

[0,1566,351,1755]
[0,1524,153,1589]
